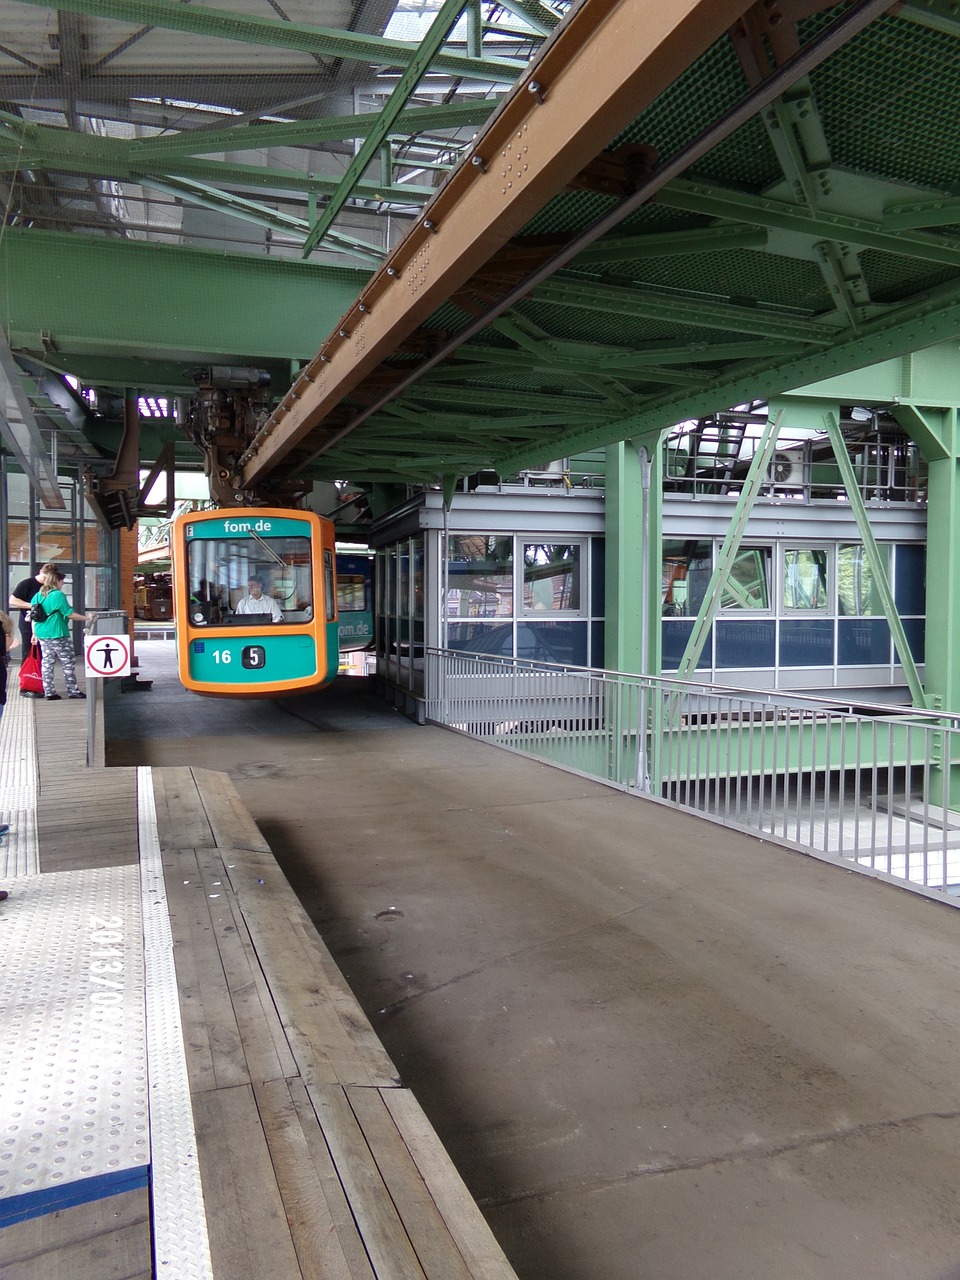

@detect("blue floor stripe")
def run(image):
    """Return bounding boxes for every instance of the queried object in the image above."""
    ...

[0,1165,150,1228]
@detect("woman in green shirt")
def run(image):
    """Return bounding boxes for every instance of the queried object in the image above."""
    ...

[30,568,92,700]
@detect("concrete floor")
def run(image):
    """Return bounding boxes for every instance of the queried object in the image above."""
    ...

[108,642,960,1280]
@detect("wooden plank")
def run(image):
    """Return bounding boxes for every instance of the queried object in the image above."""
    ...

[288,1078,377,1280]
[193,1083,303,1280]
[152,766,214,850]
[193,844,295,1085]
[162,847,250,1093]
[289,912,401,1087]
[254,1077,358,1280]
[308,1082,427,1280]
[346,1087,474,1280]
[149,766,176,842]
[0,1186,152,1280]
[381,1090,519,1280]
[232,885,301,1081]
[193,767,272,853]
[223,848,399,1087]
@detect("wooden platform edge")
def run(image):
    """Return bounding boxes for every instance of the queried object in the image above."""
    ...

[149,767,522,1280]
[191,766,272,853]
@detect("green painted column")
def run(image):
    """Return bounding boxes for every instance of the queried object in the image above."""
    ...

[604,439,662,676]
[896,408,960,805]
[913,414,960,714]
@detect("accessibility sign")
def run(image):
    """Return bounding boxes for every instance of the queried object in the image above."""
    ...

[84,634,131,678]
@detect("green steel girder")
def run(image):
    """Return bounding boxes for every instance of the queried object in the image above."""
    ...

[371,406,592,433]
[10,0,527,82]
[790,345,960,431]
[533,276,833,344]
[484,311,662,412]
[492,0,560,36]
[128,101,500,162]
[0,227,369,375]
[821,407,927,708]
[604,442,649,677]
[428,350,716,387]
[365,399,566,434]
[0,126,437,202]
[302,0,472,257]
[898,0,960,38]
[920,439,960,740]
[673,412,782,685]
[491,273,960,474]
[533,339,807,366]
[882,197,960,232]
[22,353,229,396]
[757,80,872,328]
[658,178,960,272]
[398,383,610,415]
[891,404,953,461]
[138,177,385,265]
[572,224,768,265]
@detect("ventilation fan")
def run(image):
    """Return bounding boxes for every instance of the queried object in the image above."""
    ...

[768,450,803,486]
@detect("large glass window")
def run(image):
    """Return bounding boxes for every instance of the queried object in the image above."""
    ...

[446,536,513,618]
[522,543,581,612]
[6,472,31,569]
[838,543,888,616]
[36,518,76,563]
[782,548,828,610]
[720,546,771,610]
[662,540,711,616]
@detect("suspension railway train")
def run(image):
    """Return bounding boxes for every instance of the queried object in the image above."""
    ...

[171,507,372,696]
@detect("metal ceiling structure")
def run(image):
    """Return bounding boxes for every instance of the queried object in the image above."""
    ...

[3,0,960,506]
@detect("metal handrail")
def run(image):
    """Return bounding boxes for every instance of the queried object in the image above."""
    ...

[425,648,960,901]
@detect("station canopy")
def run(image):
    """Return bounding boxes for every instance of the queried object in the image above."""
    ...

[3,0,960,495]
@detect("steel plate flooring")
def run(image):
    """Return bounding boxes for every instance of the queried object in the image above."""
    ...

[0,656,518,1280]
[99,640,960,1280]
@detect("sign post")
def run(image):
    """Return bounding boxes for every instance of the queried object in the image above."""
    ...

[83,619,132,767]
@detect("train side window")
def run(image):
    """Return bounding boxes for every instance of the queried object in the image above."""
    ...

[324,549,336,622]
[337,574,367,611]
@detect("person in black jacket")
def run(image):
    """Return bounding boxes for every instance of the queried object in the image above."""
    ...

[9,563,54,657]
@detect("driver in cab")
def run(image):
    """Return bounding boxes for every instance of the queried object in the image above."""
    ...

[234,576,283,623]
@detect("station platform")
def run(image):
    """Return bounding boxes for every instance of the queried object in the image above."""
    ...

[7,641,960,1279]
[0,667,519,1280]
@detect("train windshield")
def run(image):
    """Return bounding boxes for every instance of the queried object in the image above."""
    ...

[186,532,313,625]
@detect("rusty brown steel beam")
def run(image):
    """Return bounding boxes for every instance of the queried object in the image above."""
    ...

[240,0,752,487]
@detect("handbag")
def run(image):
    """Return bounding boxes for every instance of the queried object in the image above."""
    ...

[29,599,47,623]
[19,642,44,697]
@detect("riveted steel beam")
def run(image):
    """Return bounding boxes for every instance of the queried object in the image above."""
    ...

[128,101,501,162]
[659,177,960,270]
[573,224,767,263]
[239,0,773,486]
[533,276,832,343]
